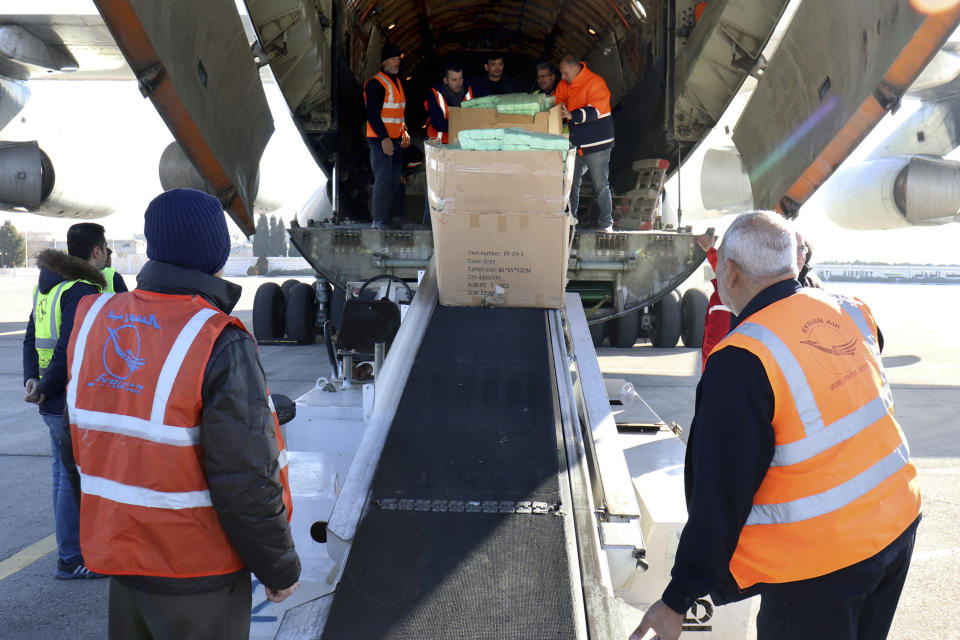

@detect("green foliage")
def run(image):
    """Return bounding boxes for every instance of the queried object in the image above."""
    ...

[0,220,25,267]
[253,215,270,258]
[269,215,287,257]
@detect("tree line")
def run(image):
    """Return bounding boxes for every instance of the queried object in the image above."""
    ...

[253,215,289,258]
[0,220,25,267]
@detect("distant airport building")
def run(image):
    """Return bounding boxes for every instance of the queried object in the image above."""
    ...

[815,263,960,283]
[23,231,59,261]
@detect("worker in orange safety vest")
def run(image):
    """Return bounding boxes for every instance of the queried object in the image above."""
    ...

[555,56,616,231]
[63,188,300,640]
[365,41,410,230]
[632,211,920,640]
[424,62,473,144]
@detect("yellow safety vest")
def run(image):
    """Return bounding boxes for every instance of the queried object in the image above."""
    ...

[33,278,102,375]
[101,267,117,293]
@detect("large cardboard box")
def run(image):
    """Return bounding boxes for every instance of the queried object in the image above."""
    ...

[448,104,563,144]
[425,142,576,309]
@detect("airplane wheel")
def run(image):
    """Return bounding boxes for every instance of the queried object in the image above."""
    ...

[680,288,709,348]
[281,279,300,299]
[589,321,606,348]
[652,290,681,348]
[286,283,318,345]
[610,311,640,349]
[253,283,285,343]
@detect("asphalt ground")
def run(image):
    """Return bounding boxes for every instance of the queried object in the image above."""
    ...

[0,273,956,639]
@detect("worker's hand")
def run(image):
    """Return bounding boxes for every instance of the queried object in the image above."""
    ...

[401,133,411,149]
[381,138,395,156]
[35,393,47,406]
[560,104,572,121]
[265,581,299,603]
[629,600,682,640]
[24,378,40,403]
[695,232,715,252]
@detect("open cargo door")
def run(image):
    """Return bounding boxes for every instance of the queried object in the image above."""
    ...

[733,0,960,215]
[94,0,273,235]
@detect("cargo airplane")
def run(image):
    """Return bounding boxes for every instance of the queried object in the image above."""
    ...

[1,0,959,345]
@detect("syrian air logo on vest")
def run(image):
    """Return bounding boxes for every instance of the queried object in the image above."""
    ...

[800,317,856,375]
[87,310,161,394]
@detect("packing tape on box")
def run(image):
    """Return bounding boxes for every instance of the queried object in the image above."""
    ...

[497,217,508,232]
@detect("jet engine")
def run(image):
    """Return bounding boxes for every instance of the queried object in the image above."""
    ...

[822,155,960,229]
[159,140,259,204]
[0,140,54,209]
[157,140,289,216]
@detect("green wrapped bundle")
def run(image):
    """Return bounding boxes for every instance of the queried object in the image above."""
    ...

[460,95,500,110]
[457,128,506,150]
[458,127,569,153]
[460,92,556,115]
[502,128,569,151]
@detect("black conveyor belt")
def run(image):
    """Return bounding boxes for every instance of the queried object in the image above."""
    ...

[322,307,577,639]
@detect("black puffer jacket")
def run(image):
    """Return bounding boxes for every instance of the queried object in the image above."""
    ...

[62,260,300,594]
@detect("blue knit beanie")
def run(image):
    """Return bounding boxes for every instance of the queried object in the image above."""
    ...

[144,188,231,275]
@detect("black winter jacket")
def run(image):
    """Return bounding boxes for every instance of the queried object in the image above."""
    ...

[61,260,300,594]
[23,249,105,416]
[470,74,523,97]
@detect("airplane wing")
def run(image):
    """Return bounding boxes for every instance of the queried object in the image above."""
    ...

[0,10,129,81]
[92,0,272,236]
[733,0,960,216]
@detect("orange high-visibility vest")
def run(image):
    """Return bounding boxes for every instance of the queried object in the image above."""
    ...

[365,71,407,139]
[424,86,473,143]
[711,288,921,588]
[66,290,292,578]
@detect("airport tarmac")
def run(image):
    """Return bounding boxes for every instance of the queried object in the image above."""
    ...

[0,272,956,639]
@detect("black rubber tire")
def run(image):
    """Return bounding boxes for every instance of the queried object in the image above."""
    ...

[285,283,318,345]
[652,290,682,348]
[281,279,300,299]
[589,321,606,348]
[252,283,285,342]
[610,310,640,349]
[680,288,709,348]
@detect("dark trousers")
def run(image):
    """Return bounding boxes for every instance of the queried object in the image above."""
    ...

[756,517,919,640]
[368,138,404,224]
[109,574,252,640]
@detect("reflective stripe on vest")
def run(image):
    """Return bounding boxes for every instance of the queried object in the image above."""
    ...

[34,279,91,374]
[747,442,910,525]
[733,310,895,470]
[67,291,292,578]
[78,466,213,509]
[715,289,919,587]
[366,72,406,138]
[426,86,473,143]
